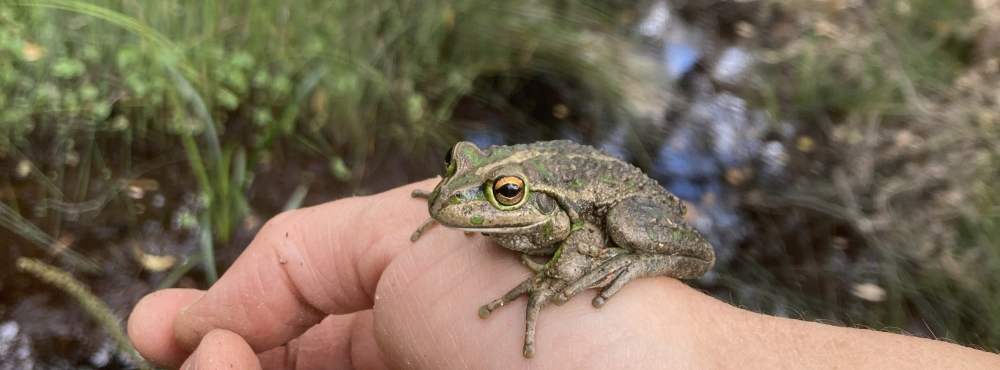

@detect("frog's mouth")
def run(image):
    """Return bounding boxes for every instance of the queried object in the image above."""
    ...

[452,218,549,234]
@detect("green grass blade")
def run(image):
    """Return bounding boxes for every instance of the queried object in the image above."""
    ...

[198,214,218,285]
[17,258,150,369]
[0,203,100,273]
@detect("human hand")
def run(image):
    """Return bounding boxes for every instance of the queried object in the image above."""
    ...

[127,179,1000,369]
[127,178,727,369]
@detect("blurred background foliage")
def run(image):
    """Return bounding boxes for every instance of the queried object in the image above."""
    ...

[0,0,997,367]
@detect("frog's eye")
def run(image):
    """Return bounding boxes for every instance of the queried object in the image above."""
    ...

[492,176,525,206]
[443,147,457,177]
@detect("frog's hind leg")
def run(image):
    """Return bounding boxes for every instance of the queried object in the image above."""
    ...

[552,253,632,305]
[554,196,715,306]
[606,196,716,264]
[591,253,709,307]
[553,253,710,307]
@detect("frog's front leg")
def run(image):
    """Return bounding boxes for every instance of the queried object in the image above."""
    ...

[409,217,437,241]
[410,190,436,241]
[411,189,475,241]
[478,224,614,358]
[479,233,561,317]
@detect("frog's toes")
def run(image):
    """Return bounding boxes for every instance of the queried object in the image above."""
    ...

[478,304,494,319]
[592,295,608,308]
[552,290,574,305]
[410,218,437,242]
[554,254,635,306]
[592,265,643,308]
[478,278,532,319]
[520,254,547,273]
[411,189,432,199]
[478,299,503,319]
[551,286,579,306]
[551,291,570,305]
[522,290,551,359]
[523,343,536,358]
[570,253,712,308]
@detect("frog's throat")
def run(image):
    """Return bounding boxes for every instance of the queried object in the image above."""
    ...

[453,218,549,234]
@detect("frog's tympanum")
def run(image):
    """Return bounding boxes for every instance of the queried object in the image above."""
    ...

[411,140,715,358]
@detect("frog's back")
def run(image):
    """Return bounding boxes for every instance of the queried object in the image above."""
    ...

[490,140,678,211]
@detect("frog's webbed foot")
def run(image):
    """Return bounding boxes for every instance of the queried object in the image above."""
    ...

[410,218,437,242]
[520,254,547,273]
[411,189,432,199]
[479,273,563,358]
[553,253,708,308]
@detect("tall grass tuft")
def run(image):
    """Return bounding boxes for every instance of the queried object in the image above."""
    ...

[2,0,630,242]
[16,258,151,369]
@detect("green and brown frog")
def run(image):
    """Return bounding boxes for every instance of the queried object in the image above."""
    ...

[411,140,715,358]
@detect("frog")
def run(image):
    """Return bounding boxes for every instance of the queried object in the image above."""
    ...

[410,140,715,358]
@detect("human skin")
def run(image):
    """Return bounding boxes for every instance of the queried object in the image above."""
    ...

[127,179,1000,369]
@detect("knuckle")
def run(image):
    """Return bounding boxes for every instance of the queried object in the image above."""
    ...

[260,209,301,234]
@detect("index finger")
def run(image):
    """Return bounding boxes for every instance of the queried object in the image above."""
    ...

[172,178,439,353]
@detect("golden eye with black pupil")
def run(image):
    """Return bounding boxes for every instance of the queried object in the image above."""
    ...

[492,176,525,206]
